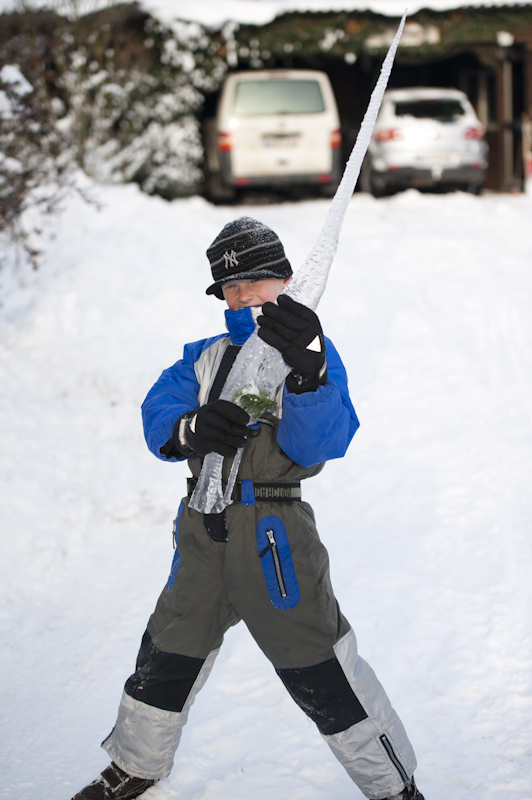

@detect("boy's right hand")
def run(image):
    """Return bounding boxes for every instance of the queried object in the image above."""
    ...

[177,399,250,458]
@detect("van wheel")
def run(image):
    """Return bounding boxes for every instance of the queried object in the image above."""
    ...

[319,182,339,198]
[466,181,484,195]
[206,172,236,203]
[360,158,388,197]
[370,174,388,197]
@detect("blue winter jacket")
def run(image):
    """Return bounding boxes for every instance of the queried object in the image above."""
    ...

[142,306,359,469]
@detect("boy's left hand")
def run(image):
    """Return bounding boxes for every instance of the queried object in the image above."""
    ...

[257,295,327,394]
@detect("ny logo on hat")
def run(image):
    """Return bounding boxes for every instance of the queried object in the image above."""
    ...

[223,250,239,269]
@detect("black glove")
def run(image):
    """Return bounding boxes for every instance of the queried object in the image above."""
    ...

[171,399,250,458]
[257,294,327,394]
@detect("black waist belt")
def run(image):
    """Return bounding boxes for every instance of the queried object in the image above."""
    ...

[187,477,301,503]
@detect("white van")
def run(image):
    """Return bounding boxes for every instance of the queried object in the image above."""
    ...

[204,70,342,200]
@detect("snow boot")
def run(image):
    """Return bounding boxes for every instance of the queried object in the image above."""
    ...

[371,776,425,800]
[72,762,156,800]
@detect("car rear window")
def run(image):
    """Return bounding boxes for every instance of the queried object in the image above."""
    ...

[394,99,466,121]
[234,80,325,115]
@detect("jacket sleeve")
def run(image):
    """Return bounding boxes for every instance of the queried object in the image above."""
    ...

[276,337,359,468]
[141,337,217,462]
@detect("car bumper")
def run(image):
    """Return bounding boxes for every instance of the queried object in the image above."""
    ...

[219,150,342,188]
[230,173,338,187]
[373,164,486,187]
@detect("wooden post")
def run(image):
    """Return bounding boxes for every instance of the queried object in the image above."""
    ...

[502,58,514,189]
[477,70,489,126]
[525,43,532,119]
[495,50,514,191]
[524,43,532,185]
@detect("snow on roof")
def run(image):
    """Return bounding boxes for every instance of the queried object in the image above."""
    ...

[142,0,532,29]
[1,0,532,28]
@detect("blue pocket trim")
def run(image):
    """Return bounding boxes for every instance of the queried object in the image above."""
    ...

[168,501,184,590]
[256,516,300,610]
[241,479,255,507]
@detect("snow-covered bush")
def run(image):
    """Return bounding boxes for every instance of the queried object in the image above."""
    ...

[0,3,226,200]
[0,64,73,264]
[50,6,225,197]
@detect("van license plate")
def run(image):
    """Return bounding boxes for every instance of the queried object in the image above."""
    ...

[263,134,300,148]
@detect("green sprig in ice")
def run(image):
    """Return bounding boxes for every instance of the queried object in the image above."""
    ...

[233,388,276,422]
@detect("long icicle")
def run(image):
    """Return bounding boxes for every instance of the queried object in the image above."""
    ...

[285,9,407,310]
[189,11,407,515]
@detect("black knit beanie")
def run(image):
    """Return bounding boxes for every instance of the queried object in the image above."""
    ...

[206,217,292,299]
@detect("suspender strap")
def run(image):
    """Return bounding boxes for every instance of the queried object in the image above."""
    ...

[207,344,241,403]
[187,477,301,503]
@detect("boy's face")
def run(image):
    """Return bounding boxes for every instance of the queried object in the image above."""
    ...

[221,277,291,310]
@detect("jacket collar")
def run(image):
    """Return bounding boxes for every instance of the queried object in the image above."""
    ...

[225,306,261,345]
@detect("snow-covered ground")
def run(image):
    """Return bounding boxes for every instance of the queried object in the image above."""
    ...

[1,184,532,800]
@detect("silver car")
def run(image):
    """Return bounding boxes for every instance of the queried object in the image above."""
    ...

[361,87,488,195]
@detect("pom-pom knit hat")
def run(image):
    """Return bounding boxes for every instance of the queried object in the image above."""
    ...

[206,217,292,299]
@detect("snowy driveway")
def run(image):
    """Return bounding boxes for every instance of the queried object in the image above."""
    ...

[1,186,532,799]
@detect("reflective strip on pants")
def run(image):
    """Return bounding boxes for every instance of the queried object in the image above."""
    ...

[102,648,219,780]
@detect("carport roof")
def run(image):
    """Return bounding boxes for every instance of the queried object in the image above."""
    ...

[141,0,532,29]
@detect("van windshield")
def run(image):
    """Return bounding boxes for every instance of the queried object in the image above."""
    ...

[234,80,325,115]
[394,99,466,121]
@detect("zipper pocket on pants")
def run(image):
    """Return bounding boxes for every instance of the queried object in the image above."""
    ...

[380,734,411,788]
[261,529,287,598]
[256,515,300,610]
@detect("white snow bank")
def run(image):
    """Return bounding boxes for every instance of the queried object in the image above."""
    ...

[1,183,532,800]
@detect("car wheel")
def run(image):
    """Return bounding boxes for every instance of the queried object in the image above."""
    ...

[359,157,373,194]
[370,173,389,197]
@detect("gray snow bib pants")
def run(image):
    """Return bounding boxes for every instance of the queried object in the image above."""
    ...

[103,417,417,800]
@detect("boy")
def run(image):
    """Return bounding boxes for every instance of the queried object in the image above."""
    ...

[73,217,423,800]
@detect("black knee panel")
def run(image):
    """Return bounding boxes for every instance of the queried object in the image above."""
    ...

[276,657,368,735]
[125,630,205,712]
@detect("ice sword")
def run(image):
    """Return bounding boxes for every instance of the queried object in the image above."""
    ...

[190,11,407,514]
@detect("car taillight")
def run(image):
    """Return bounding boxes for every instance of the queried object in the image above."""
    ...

[218,132,232,151]
[331,129,341,149]
[464,127,484,139]
[376,128,403,141]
